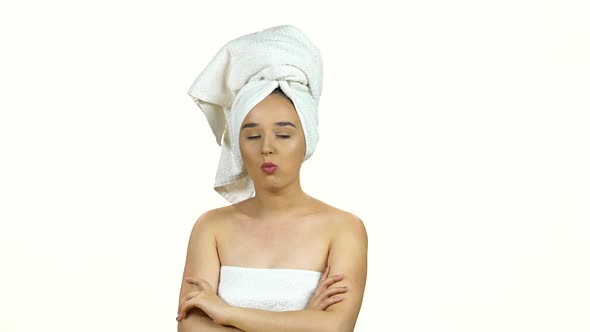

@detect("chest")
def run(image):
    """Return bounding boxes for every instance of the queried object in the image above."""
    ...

[217,217,332,271]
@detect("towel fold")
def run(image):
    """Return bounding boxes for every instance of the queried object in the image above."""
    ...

[187,25,323,204]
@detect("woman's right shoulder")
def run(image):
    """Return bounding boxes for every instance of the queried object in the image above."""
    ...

[192,205,235,232]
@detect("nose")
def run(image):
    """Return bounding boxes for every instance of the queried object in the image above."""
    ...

[261,135,275,156]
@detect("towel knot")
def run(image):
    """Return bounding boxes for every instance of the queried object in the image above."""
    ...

[249,64,309,86]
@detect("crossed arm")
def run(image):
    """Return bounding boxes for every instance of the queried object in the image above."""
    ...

[229,307,340,332]
[178,212,368,332]
[178,310,243,331]
[179,308,337,332]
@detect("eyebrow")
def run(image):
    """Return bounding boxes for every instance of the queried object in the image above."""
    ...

[241,121,297,130]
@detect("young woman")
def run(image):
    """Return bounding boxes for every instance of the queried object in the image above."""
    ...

[176,25,367,332]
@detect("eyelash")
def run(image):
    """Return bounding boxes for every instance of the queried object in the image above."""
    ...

[247,135,291,140]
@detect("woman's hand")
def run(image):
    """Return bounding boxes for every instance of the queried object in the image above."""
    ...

[176,277,234,325]
[305,265,349,311]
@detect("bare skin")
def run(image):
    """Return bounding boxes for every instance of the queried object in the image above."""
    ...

[177,90,361,331]
[217,194,335,271]
[218,90,354,270]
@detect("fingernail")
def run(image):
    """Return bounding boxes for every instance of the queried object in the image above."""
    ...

[337,273,344,277]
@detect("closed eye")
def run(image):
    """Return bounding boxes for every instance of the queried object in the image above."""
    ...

[247,135,291,140]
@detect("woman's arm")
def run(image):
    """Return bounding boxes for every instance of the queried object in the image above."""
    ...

[178,311,244,332]
[226,308,338,332]
[178,213,243,331]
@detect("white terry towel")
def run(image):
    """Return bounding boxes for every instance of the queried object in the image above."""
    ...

[218,265,322,311]
[187,25,323,204]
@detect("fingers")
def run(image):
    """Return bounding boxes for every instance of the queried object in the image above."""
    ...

[177,300,191,321]
[327,295,343,304]
[324,287,348,305]
[319,285,348,305]
[178,298,195,321]
[318,290,346,310]
[316,282,349,310]
[306,281,348,311]
[180,290,201,304]
[320,273,345,290]
[176,290,202,322]
[305,268,348,312]
[177,297,202,321]
[325,285,349,297]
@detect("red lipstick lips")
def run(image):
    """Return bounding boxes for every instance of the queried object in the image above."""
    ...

[261,162,277,174]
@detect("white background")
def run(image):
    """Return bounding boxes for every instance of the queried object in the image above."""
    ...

[1,1,589,331]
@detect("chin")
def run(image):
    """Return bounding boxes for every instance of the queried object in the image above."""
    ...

[253,176,284,189]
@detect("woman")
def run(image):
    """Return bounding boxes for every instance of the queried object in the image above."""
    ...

[176,25,368,332]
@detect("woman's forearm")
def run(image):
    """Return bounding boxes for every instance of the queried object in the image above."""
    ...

[178,312,245,332]
[226,307,338,332]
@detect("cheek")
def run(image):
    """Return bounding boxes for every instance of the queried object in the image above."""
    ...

[239,141,252,160]
[282,138,303,155]
[286,138,306,162]
[296,135,306,154]
[241,144,254,154]
[240,142,262,169]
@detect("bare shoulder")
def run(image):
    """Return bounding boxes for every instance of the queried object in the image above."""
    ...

[193,205,235,233]
[312,198,367,236]
[315,199,364,228]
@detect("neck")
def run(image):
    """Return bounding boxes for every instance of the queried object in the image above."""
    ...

[249,180,310,219]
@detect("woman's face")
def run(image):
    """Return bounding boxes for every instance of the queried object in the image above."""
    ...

[239,93,306,189]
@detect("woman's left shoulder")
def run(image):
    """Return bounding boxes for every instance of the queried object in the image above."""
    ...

[312,198,364,230]
[315,201,368,252]
[333,209,366,235]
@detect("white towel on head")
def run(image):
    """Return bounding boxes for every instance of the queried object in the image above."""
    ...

[187,25,323,204]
